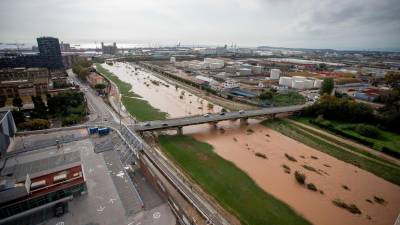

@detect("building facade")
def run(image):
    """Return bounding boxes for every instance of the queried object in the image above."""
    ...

[0,68,49,98]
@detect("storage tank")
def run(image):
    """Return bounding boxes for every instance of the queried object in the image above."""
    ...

[314,79,323,88]
[292,80,305,89]
[252,66,262,75]
[270,69,281,80]
[279,77,293,87]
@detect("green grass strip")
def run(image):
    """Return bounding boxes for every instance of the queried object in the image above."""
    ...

[95,63,167,121]
[159,135,311,225]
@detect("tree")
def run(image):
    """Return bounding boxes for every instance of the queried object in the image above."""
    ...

[31,95,48,119]
[0,96,5,107]
[11,110,25,125]
[259,90,274,100]
[316,63,328,71]
[385,71,400,91]
[95,83,107,90]
[12,95,23,110]
[320,78,334,95]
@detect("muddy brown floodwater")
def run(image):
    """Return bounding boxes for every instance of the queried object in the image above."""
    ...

[107,62,400,225]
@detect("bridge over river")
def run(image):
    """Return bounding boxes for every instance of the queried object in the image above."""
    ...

[130,104,308,134]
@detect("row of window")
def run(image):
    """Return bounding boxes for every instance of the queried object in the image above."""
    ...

[30,171,82,190]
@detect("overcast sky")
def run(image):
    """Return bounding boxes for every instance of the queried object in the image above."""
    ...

[1,0,399,50]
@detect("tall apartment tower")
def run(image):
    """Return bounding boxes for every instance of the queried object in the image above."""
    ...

[36,37,63,69]
[37,37,62,56]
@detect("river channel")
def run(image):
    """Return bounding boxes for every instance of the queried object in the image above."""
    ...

[103,62,400,225]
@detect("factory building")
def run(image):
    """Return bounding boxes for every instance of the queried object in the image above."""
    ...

[278,76,321,90]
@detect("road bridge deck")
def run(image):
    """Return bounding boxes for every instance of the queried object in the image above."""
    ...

[131,104,307,132]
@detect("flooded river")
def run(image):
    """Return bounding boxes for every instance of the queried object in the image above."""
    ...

[104,62,400,225]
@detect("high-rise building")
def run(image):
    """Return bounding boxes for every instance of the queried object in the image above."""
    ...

[37,37,62,56]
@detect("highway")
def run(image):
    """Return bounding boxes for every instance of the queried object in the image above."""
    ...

[131,104,307,132]
[68,70,229,225]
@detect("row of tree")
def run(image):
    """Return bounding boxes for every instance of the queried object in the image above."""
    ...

[304,72,400,133]
[72,58,93,81]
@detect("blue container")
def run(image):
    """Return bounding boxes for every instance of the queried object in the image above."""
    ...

[88,127,98,134]
[98,127,110,136]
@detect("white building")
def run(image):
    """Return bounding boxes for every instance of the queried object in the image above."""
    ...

[313,79,323,88]
[170,57,176,64]
[270,69,281,80]
[279,77,293,87]
[292,80,305,89]
[303,79,315,89]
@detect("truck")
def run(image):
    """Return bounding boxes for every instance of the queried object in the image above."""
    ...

[98,127,110,136]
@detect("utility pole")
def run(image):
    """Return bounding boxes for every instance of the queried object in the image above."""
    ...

[119,93,122,130]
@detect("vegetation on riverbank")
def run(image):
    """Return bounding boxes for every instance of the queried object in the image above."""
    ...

[158,134,311,225]
[262,119,400,185]
[259,89,306,106]
[95,63,167,121]
[294,116,400,156]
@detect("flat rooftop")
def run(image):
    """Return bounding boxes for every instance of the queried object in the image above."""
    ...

[1,128,175,225]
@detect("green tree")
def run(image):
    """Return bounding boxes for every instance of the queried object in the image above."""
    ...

[12,95,23,110]
[31,95,48,119]
[316,63,328,71]
[0,96,5,107]
[385,71,400,91]
[320,78,334,95]
[95,83,107,90]
[259,90,274,101]
[11,110,25,125]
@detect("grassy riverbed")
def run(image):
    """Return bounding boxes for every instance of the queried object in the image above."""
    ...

[158,134,311,225]
[95,63,167,121]
[262,119,400,185]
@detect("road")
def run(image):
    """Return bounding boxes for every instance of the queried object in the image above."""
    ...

[68,70,229,225]
[131,104,307,132]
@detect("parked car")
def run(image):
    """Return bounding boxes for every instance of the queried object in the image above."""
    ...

[239,110,245,114]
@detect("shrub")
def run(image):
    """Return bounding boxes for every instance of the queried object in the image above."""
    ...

[342,185,350,191]
[285,153,297,162]
[354,124,381,138]
[373,196,386,205]
[302,165,318,173]
[19,119,49,130]
[307,183,318,191]
[294,171,306,185]
[332,199,362,214]
[255,152,267,159]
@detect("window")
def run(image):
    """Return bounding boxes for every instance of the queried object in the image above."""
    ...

[73,172,82,177]
[31,180,46,189]
[53,171,68,182]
